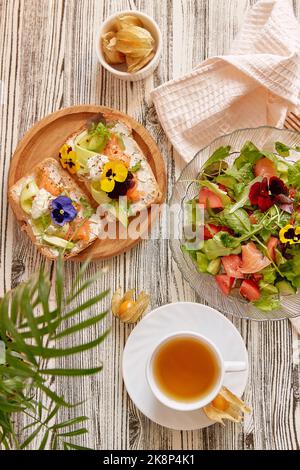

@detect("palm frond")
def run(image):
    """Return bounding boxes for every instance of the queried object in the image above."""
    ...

[0,254,110,450]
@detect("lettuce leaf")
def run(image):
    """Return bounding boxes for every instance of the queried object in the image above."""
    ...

[275,142,290,157]
[288,160,300,189]
[216,206,251,235]
[202,233,241,260]
[202,146,231,170]
[234,141,261,169]
[253,295,280,311]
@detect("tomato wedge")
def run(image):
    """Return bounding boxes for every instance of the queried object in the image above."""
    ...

[215,274,234,295]
[240,279,260,302]
[254,158,277,178]
[222,254,244,279]
[267,236,278,261]
[199,188,223,209]
[240,242,271,274]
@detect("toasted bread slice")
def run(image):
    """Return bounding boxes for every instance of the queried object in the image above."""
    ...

[9,158,100,260]
[64,112,162,215]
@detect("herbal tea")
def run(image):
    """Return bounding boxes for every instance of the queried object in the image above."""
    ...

[152,337,220,403]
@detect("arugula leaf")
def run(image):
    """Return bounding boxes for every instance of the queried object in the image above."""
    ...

[228,176,262,213]
[226,162,254,184]
[199,180,231,206]
[275,142,290,157]
[202,233,241,260]
[217,206,251,235]
[202,146,231,170]
[130,161,142,173]
[79,198,94,219]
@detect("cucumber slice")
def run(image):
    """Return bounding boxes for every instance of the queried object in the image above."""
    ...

[90,181,112,205]
[32,214,52,234]
[207,258,221,275]
[196,252,209,273]
[20,180,39,214]
[45,223,70,238]
[105,201,129,228]
[275,280,296,295]
[43,235,75,250]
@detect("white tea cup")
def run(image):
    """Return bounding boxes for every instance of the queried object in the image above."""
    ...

[146,331,246,411]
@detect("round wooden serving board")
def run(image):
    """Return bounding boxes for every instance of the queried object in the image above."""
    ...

[8,105,167,261]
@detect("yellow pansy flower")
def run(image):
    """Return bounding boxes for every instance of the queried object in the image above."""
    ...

[279,224,300,245]
[100,161,128,193]
[59,144,80,174]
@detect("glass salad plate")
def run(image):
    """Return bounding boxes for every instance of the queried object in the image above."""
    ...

[170,127,300,321]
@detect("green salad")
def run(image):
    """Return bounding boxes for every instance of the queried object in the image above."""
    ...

[182,141,300,311]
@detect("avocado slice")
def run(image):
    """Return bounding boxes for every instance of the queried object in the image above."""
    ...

[74,131,98,169]
[276,280,296,295]
[20,180,39,214]
[43,235,75,250]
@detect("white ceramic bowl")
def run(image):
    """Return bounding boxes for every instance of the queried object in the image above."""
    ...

[96,10,162,81]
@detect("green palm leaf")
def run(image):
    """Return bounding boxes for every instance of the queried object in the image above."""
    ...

[0,254,110,450]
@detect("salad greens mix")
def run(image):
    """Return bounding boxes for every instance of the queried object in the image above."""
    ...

[182,141,300,312]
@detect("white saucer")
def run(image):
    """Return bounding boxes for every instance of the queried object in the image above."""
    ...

[122,302,248,431]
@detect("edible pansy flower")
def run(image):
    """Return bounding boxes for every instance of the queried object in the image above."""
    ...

[59,144,80,174]
[279,224,300,245]
[50,196,77,226]
[100,160,128,193]
[249,176,288,212]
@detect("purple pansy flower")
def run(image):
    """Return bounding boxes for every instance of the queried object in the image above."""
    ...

[50,196,77,226]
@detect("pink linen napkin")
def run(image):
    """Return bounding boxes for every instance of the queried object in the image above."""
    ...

[151,0,300,163]
[151,0,300,332]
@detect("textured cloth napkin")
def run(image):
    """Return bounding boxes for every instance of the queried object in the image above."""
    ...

[151,0,300,162]
[151,0,300,332]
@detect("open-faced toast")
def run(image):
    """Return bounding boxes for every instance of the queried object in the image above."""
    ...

[59,111,162,225]
[9,158,101,260]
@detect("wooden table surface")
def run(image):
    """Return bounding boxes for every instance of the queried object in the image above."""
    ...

[1,0,300,451]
